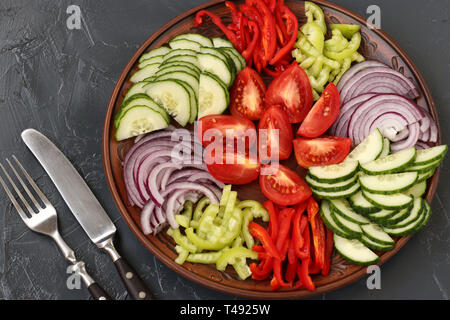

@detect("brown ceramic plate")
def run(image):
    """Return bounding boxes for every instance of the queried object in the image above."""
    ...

[102,0,441,299]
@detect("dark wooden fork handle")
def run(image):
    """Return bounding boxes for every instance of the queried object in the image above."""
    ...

[114,257,153,300]
[88,283,112,300]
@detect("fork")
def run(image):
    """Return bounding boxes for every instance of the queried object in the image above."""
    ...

[0,156,112,300]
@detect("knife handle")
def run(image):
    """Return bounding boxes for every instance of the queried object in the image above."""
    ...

[114,257,153,300]
[88,283,112,300]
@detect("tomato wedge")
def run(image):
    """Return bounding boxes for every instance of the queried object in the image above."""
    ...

[230,67,266,120]
[197,114,257,148]
[260,163,312,206]
[258,105,293,161]
[265,63,313,123]
[297,82,340,138]
[293,136,352,168]
[206,149,260,185]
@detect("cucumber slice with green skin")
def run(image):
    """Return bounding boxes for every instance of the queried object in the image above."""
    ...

[219,48,240,75]
[368,208,398,224]
[308,160,359,183]
[173,33,213,47]
[348,191,380,215]
[334,234,380,266]
[305,174,358,192]
[345,129,383,164]
[130,63,160,83]
[212,37,234,48]
[145,80,191,126]
[359,172,418,195]
[156,65,199,79]
[330,209,362,238]
[154,71,199,98]
[115,93,169,128]
[360,235,394,252]
[162,49,197,61]
[123,81,151,101]
[162,55,200,69]
[417,167,436,182]
[220,47,245,72]
[362,190,413,210]
[115,105,169,141]
[320,200,354,239]
[403,180,427,198]
[159,61,201,75]
[413,145,447,165]
[312,182,360,200]
[198,47,236,80]
[379,206,412,226]
[378,138,391,158]
[405,158,442,173]
[419,200,431,229]
[169,38,202,51]
[139,46,171,63]
[383,199,426,236]
[361,223,395,246]
[138,55,164,69]
[221,47,246,71]
[198,53,233,88]
[172,79,198,124]
[329,199,371,224]
[197,72,229,119]
[384,197,423,229]
[360,147,417,175]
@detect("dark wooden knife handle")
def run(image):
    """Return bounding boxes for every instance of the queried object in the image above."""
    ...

[114,257,153,300]
[88,283,112,300]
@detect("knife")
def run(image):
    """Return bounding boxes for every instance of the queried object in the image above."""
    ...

[21,128,153,300]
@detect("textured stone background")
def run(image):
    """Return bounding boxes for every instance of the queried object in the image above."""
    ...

[0,0,448,300]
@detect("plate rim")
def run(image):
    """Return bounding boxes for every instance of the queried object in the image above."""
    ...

[102,0,441,299]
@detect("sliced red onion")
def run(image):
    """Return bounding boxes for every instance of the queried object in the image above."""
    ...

[147,162,183,206]
[167,169,206,185]
[390,122,420,152]
[187,171,225,188]
[337,60,389,91]
[416,141,430,149]
[419,127,430,142]
[165,189,191,228]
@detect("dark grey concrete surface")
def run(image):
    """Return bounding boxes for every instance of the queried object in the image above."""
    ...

[0,0,448,300]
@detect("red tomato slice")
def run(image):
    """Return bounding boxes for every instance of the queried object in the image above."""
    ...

[230,67,267,120]
[206,148,260,185]
[260,163,312,206]
[293,136,352,168]
[197,114,257,148]
[265,63,313,123]
[258,105,293,161]
[297,82,341,138]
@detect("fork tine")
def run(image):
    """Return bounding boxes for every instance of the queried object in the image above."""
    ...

[12,155,51,206]
[6,158,43,211]
[0,169,31,222]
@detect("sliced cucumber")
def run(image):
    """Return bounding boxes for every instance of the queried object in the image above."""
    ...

[138,55,164,69]
[334,234,380,266]
[169,38,202,51]
[212,37,234,48]
[115,105,169,141]
[360,235,394,252]
[162,49,198,62]
[361,223,394,246]
[198,72,229,119]
[155,71,199,98]
[330,209,362,237]
[413,145,447,165]
[419,200,431,229]
[305,174,358,192]
[123,81,151,101]
[403,180,427,198]
[348,191,380,215]
[197,53,233,88]
[360,147,416,175]
[219,49,241,75]
[362,190,413,210]
[145,80,191,126]
[115,93,169,128]
[359,172,418,195]
[379,138,391,158]
[130,63,160,83]
[405,158,442,173]
[383,199,426,236]
[308,160,359,183]
[162,55,200,69]
[160,61,201,75]
[221,47,246,71]
[139,46,171,63]
[379,207,412,226]
[174,79,198,124]
[173,33,213,47]
[384,197,423,229]
[319,200,353,239]
[329,199,371,224]
[312,182,360,200]
[368,208,397,224]
[345,129,383,164]
[156,65,199,78]
[417,167,436,182]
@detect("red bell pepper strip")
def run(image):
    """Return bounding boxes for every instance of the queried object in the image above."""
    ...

[280,236,290,261]
[269,4,298,65]
[275,208,295,251]
[262,200,278,241]
[250,257,273,280]
[288,230,297,265]
[307,197,326,271]
[249,222,281,259]
[294,215,309,260]
[272,257,290,289]
[264,0,277,12]
[252,245,265,253]
[285,258,298,284]
[296,258,316,291]
[241,20,259,63]
[274,4,288,46]
[292,202,306,259]
[225,1,246,52]
[322,227,334,276]
[194,10,239,49]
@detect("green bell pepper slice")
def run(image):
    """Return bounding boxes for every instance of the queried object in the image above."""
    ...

[324,32,361,60]
[330,24,361,39]
[219,184,232,206]
[233,258,252,280]
[197,203,220,234]
[333,57,352,85]
[175,201,193,228]
[186,248,229,264]
[222,191,237,223]
[241,208,255,249]
[167,228,199,253]
[301,22,324,53]
[324,29,349,53]
[174,245,189,265]
[305,1,327,34]
[193,197,211,221]
[216,247,258,272]
[237,200,269,222]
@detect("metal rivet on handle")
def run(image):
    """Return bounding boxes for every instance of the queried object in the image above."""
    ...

[138,291,146,299]
[126,272,133,279]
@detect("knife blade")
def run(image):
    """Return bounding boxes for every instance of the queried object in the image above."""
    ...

[21,128,152,300]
